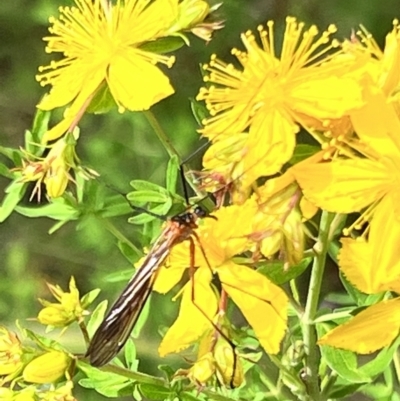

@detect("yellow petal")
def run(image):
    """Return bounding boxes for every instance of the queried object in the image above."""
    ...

[369,195,400,292]
[293,156,392,213]
[318,298,400,353]
[350,91,400,159]
[108,53,174,111]
[243,110,297,183]
[290,75,364,119]
[218,262,288,354]
[158,268,216,356]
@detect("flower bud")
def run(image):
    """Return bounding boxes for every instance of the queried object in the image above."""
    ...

[23,351,70,384]
[0,327,24,380]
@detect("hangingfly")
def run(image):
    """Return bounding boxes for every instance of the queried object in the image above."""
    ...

[86,206,207,367]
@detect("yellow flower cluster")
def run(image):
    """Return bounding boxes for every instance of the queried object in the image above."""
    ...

[190,17,400,360]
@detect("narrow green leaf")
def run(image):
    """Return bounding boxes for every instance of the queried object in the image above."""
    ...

[118,240,141,264]
[190,96,209,126]
[328,383,364,398]
[124,339,138,371]
[30,109,51,145]
[86,83,117,114]
[317,325,371,383]
[139,36,185,53]
[289,144,320,164]
[0,180,27,222]
[128,190,169,204]
[15,202,79,221]
[166,155,179,194]
[81,289,101,309]
[358,336,400,378]
[256,257,311,285]
[130,180,166,193]
[78,361,132,397]
[86,300,108,337]
[139,383,174,400]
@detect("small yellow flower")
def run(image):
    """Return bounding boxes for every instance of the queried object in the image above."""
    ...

[37,0,179,142]
[0,328,24,382]
[249,171,305,267]
[18,131,84,200]
[38,277,86,327]
[166,0,224,42]
[12,388,36,401]
[38,380,76,401]
[197,17,365,190]
[23,351,71,384]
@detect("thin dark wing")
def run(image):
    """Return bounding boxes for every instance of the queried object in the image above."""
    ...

[86,246,170,367]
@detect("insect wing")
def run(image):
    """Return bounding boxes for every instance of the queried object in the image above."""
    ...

[87,246,170,367]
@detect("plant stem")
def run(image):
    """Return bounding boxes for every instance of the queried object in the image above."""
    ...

[144,110,212,206]
[302,211,335,401]
[102,218,142,256]
[144,110,181,160]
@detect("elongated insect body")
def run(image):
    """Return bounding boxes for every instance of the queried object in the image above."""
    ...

[86,207,206,367]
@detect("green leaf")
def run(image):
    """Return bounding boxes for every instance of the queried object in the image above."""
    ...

[358,336,400,378]
[86,300,108,337]
[78,361,133,397]
[86,83,117,114]
[166,155,179,194]
[139,383,174,400]
[130,180,167,193]
[328,383,364,398]
[15,202,79,221]
[0,180,27,222]
[0,162,16,179]
[23,328,64,351]
[0,146,23,163]
[360,383,392,399]
[131,294,151,338]
[30,109,51,145]
[340,272,370,306]
[81,289,101,309]
[289,144,320,164]
[118,240,141,264]
[256,257,312,285]
[101,195,133,218]
[190,96,209,126]
[128,190,170,205]
[139,36,185,53]
[317,325,371,383]
[124,339,138,370]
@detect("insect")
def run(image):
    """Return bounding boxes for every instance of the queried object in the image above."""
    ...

[86,205,208,367]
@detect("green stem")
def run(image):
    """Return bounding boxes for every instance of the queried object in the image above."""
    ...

[393,349,400,385]
[302,211,336,401]
[143,110,211,205]
[144,110,181,160]
[102,218,142,257]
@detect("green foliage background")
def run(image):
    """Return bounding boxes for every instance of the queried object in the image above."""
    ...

[0,0,398,399]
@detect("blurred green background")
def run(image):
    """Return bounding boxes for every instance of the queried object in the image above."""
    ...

[0,0,398,399]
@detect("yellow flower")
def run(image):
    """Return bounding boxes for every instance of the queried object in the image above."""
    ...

[18,131,86,200]
[37,0,178,142]
[38,277,87,327]
[197,17,365,190]
[155,202,288,357]
[23,351,71,384]
[0,328,24,383]
[344,19,400,103]
[293,91,400,277]
[38,381,76,401]
[318,231,400,353]
[249,171,305,267]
